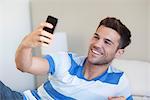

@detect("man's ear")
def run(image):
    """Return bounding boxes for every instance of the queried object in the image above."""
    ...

[115,49,124,58]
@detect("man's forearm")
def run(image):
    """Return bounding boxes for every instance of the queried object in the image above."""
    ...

[15,43,32,72]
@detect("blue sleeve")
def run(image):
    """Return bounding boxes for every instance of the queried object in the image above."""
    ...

[43,55,55,75]
[43,52,71,76]
[127,95,133,100]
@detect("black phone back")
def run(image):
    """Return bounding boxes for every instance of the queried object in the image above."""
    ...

[43,15,58,34]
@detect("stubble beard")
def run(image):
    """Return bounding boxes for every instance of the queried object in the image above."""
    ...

[87,50,113,66]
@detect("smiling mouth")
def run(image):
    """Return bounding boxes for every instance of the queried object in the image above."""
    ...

[91,49,100,55]
[91,48,103,56]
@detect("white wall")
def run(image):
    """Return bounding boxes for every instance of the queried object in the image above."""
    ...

[148,0,150,92]
[31,0,149,61]
[0,0,35,92]
[148,1,150,61]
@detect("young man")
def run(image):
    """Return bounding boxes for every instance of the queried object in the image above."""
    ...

[0,17,133,100]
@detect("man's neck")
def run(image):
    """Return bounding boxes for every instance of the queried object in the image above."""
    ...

[83,61,110,80]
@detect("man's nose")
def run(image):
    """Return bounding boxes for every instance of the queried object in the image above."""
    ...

[94,39,104,47]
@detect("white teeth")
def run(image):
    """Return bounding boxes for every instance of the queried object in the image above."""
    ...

[91,49,100,55]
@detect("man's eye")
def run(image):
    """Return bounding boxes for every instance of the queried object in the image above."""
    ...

[104,40,111,45]
[93,36,99,39]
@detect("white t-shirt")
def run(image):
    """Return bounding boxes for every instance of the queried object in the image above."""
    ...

[23,52,133,100]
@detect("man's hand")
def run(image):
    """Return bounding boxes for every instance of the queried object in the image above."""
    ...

[22,22,54,48]
[108,96,126,100]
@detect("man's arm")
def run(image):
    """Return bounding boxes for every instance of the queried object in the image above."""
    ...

[15,22,53,75]
[108,96,126,100]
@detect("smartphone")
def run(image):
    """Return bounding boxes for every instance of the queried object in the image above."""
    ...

[43,15,58,34]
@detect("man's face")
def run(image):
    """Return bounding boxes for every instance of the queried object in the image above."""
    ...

[87,25,123,65]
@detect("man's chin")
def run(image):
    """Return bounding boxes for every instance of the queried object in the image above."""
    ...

[87,57,111,66]
[87,57,99,64]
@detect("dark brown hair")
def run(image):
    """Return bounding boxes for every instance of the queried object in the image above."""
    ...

[98,17,131,49]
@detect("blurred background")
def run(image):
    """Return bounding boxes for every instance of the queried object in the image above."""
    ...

[0,0,150,98]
